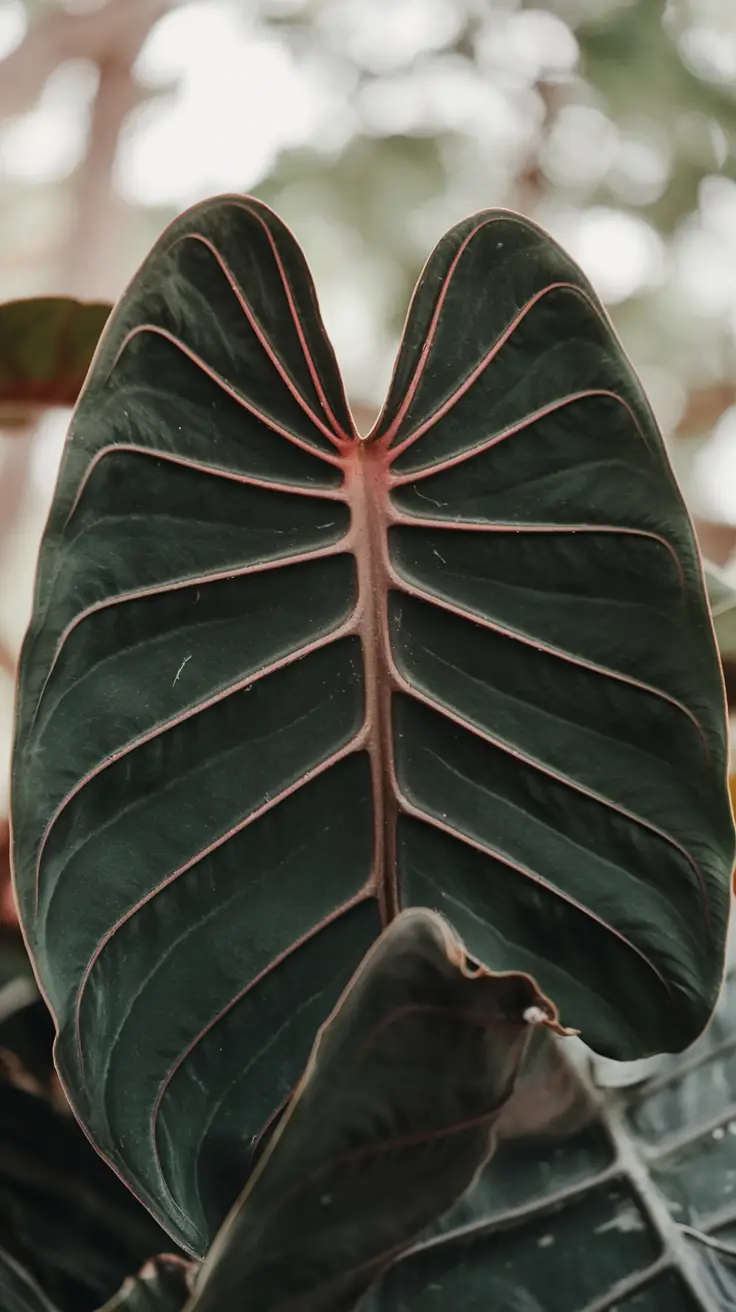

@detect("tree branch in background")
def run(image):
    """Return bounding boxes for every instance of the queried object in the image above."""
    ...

[511,80,563,215]
[694,520,736,569]
[676,383,736,440]
[0,0,169,119]
[57,0,171,299]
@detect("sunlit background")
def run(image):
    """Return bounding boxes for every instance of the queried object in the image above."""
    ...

[0,0,735,828]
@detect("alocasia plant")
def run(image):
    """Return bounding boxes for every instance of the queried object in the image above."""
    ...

[7,196,735,1288]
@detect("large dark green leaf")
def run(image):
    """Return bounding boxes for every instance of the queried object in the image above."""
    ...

[366,952,736,1311]
[10,196,733,1251]
[0,298,111,424]
[191,908,555,1312]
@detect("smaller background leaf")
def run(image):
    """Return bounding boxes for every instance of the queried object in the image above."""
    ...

[0,1247,59,1312]
[191,907,563,1312]
[0,298,111,423]
[366,952,736,1311]
[704,559,736,728]
[100,1257,194,1312]
[705,562,736,662]
[0,976,183,1312]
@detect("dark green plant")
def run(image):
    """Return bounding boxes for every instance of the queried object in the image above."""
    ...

[0,298,110,425]
[4,196,735,1309]
[0,994,178,1312]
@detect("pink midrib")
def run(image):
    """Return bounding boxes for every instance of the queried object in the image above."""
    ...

[345,440,400,921]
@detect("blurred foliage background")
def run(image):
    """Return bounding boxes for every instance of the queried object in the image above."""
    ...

[0,0,735,903]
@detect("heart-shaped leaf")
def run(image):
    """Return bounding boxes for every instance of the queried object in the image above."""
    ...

[0,298,111,424]
[190,908,557,1312]
[11,197,733,1251]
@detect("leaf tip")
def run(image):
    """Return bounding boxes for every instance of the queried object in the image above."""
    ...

[523,999,579,1039]
[522,1004,549,1025]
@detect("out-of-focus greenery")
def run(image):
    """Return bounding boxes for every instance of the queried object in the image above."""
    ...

[0,0,733,427]
[257,0,736,401]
